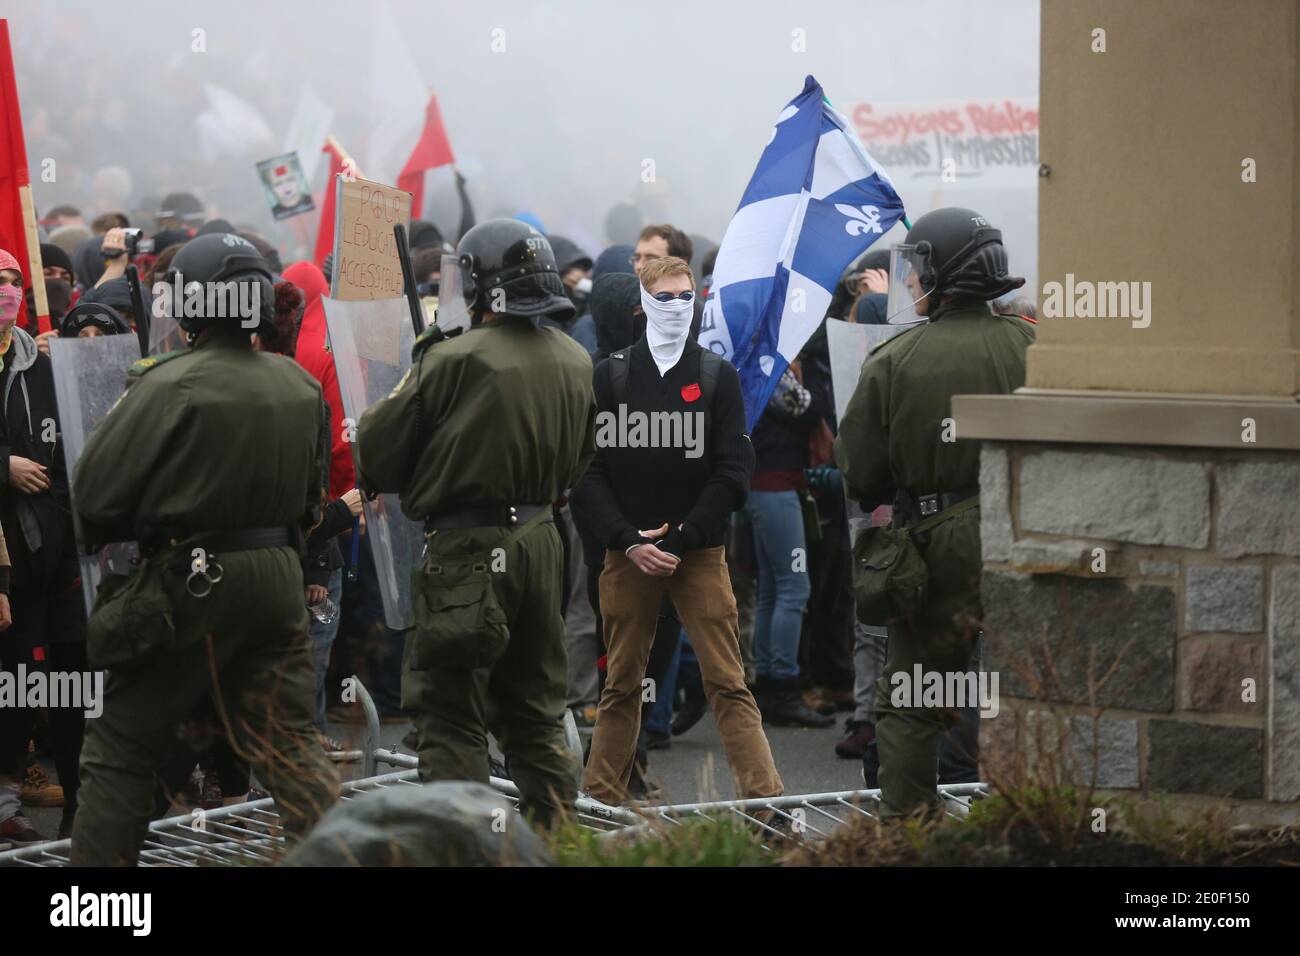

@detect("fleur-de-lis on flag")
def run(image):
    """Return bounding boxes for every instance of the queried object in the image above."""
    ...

[835,203,883,236]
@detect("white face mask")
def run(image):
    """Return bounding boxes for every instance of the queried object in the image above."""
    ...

[640,285,693,376]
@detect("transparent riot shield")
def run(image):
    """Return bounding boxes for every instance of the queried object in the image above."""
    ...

[825,318,923,423]
[322,294,422,630]
[47,334,143,613]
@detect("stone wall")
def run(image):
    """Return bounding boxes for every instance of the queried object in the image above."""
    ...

[979,442,1297,810]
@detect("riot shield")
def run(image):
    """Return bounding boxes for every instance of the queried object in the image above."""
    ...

[826,318,922,423]
[322,294,423,630]
[47,334,143,613]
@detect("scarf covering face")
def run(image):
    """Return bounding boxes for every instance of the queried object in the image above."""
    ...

[0,285,22,370]
[639,284,693,377]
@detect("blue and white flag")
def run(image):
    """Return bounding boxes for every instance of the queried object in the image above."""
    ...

[699,75,907,430]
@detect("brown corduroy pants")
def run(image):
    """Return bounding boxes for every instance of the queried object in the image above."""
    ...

[583,546,783,805]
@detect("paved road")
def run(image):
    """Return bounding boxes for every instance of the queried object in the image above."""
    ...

[635,714,860,804]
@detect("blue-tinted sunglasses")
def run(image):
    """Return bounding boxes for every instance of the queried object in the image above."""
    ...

[652,290,694,303]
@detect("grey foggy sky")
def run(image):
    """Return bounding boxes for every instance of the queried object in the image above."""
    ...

[7,0,1039,274]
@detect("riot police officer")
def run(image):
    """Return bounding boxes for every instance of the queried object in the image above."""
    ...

[70,233,338,864]
[835,208,1034,819]
[357,219,596,829]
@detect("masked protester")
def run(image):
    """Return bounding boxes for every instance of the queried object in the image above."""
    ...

[60,301,131,338]
[0,248,87,844]
[356,219,596,829]
[546,235,594,320]
[69,233,339,864]
[41,277,74,330]
[568,268,676,797]
[835,208,1034,819]
[577,255,784,807]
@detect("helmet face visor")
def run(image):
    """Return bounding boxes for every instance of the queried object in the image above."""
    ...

[435,254,471,333]
[885,243,935,325]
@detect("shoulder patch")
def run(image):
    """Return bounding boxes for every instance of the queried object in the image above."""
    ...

[127,350,188,378]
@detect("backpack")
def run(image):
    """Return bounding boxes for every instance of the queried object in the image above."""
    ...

[607,346,724,407]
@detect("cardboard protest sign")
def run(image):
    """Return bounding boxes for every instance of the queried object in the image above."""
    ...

[330,175,411,301]
[256,151,315,221]
[826,319,921,423]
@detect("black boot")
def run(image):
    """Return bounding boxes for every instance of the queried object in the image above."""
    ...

[762,678,835,728]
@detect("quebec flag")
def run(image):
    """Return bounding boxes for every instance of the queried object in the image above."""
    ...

[699,76,907,430]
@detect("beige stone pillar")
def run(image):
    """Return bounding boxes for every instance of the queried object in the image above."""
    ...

[956,0,1300,818]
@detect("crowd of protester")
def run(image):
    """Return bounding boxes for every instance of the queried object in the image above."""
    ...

[0,178,1039,845]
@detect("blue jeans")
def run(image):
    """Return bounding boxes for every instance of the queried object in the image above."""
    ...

[338,536,406,717]
[744,489,810,681]
[645,629,683,736]
[310,568,344,730]
[644,630,701,735]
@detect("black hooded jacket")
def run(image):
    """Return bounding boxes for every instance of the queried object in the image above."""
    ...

[591,272,643,361]
[0,327,78,613]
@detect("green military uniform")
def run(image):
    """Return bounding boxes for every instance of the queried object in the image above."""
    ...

[70,336,339,865]
[357,317,596,828]
[835,301,1034,817]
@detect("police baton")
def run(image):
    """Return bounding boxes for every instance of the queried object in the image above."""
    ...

[393,223,425,337]
[125,264,151,357]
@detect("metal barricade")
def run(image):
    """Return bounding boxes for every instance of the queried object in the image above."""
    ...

[0,676,988,866]
[0,767,985,866]
[368,745,988,845]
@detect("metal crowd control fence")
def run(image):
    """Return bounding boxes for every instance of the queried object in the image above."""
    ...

[0,677,988,866]
[0,770,985,866]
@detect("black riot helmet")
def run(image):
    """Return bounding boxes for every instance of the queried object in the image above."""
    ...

[163,233,275,336]
[897,207,1025,302]
[454,219,575,324]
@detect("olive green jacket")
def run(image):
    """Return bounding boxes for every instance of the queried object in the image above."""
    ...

[835,301,1035,513]
[357,318,597,519]
[74,335,327,548]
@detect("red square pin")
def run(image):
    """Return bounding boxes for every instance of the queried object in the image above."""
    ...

[681,383,701,403]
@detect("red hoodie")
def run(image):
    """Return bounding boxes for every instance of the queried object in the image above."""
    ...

[283,260,355,499]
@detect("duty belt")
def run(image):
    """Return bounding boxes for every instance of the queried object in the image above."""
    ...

[895,486,980,526]
[424,504,553,532]
[144,526,294,599]
[144,525,293,557]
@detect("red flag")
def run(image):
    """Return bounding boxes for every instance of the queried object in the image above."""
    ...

[313,137,352,272]
[397,94,456,219]
[0,20,48,332]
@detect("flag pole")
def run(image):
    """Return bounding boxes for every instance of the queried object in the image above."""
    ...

[324,134,363,179]
[19,184,47,330]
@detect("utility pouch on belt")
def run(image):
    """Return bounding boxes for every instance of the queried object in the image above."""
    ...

[409,508,551,671]
[851,495,979,625]
[85,549,181,672]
